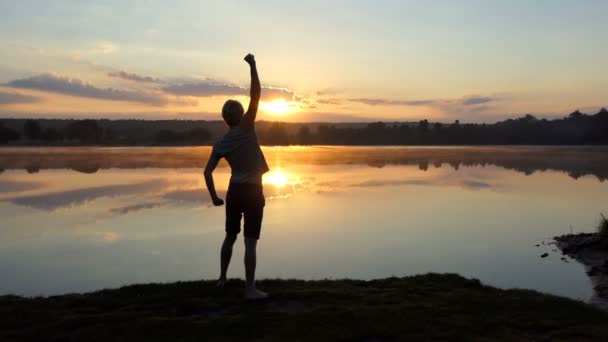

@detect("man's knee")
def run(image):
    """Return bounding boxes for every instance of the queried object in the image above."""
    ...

[225,233,238,244]
[244,237,257,250]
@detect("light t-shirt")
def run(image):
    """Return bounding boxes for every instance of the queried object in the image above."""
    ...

[211,123,269,184]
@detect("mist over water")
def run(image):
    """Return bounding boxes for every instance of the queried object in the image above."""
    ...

[0,146,607,300]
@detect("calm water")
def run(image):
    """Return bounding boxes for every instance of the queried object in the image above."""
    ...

[1,146,607,301]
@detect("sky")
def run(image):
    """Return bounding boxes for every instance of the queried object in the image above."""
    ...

[0,0,607,123]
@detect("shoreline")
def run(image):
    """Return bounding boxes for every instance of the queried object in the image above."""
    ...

[555,233,608,310]
[2,273,608,340]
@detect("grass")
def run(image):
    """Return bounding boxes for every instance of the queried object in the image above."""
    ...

[1,274,608,341]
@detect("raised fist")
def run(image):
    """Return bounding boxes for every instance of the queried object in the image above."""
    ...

[244,53,255,65]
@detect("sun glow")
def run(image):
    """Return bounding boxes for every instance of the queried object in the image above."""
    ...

[264,169,289,187]
[261,99,292,115]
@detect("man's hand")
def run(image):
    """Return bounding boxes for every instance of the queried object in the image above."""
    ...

[244,53,255,65]
[212,197,224,206]
[242,53,260,126]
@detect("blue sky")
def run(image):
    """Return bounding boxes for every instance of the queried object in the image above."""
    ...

[0,0,606,122]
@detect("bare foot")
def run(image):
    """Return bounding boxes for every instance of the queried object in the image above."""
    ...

[217,277,227,287]
[245,288,268,300]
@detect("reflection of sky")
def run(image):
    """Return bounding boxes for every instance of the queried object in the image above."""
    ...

[0,148,607,301]
[0,179,43,193]
[9,179,171,210]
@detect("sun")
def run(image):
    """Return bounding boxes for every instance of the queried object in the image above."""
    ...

[264,169,289,187]
[261,99,291,115]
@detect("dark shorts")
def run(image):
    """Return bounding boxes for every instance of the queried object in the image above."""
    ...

[225,183,265,239]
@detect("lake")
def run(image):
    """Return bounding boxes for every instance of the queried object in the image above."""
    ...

[1,146,607,301]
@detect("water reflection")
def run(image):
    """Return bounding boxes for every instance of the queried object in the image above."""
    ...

[265,169,289,188]
[108,202,164,215]
[0,146,607,181]
[0,179,42,193]
[8,179,170,211]
[0,147,607,298]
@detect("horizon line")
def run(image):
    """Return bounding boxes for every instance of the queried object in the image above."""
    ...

[1,108,606,125]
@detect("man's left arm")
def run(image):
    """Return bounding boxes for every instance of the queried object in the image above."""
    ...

[204,152,224,206]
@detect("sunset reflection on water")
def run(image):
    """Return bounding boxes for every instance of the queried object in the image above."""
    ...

[0,146,607,300]
[264,169,290,188]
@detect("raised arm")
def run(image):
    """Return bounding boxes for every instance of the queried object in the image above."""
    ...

[242,53,260,126]
[203,151,224,206]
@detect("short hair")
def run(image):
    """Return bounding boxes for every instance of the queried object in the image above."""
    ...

[222,99,244,126]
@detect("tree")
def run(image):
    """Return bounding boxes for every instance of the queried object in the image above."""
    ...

[42,128,62,142]
[65,120,102,143]
[24,119,42,140]
[295,126,312,145]
[364,122,387,145]
[187,127,211,144]
[262,122,290,145]
[417,120,429,144]
[316,125,333,144]
[417,120,429,132]
[0,123,20,144]
[569,110,583,119]
[432,122,444,144]
[102,127,114,142]
[155,129,179,144]
[447,120,462,144]
[154,127,211,145]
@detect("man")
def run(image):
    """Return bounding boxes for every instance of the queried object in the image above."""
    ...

[204,53,269,300]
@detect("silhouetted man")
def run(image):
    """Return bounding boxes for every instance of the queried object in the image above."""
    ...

[204,53,269,300]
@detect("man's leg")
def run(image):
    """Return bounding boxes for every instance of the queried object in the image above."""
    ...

[220,195,241,287]
[244,237,267,299]
[218,233,237,286]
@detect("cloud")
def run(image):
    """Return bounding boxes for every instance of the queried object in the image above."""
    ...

[162,81,244,97]
[462,96,493,106]
[404,100,437,106]
[7,74,168,106]
[162,80,293,101]
[287,111,387,122]
[261,86,294,101]
[108,71,160,83]
[0,91,43,105]
[317,98,342,105]
[349,95,495,107]
[349,98,436,106]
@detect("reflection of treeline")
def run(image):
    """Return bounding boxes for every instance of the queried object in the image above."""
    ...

[2,146,607,181]
[1,109,607,145]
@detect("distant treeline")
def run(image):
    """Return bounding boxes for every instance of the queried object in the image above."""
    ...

[1,109,607,146]
[0,119,221,146]
[302,109,608,146]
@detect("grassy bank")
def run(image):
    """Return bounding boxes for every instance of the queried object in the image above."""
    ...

[1,274,607,341]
